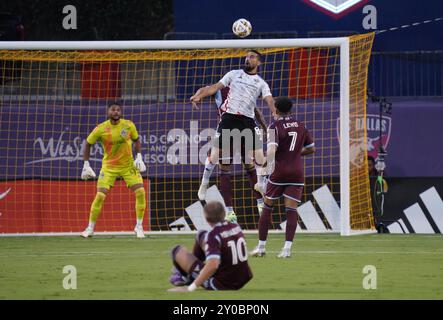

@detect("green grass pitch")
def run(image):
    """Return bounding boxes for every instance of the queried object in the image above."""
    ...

[1,234,442,299]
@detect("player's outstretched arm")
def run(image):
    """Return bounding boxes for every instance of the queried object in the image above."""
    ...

[81,143,96,180]
[190,83,224,110]
[191,258,219,288]
[264,95,277,118]
[254,107,267,137]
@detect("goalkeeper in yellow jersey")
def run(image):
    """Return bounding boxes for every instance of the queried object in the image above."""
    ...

[80,102,147,238]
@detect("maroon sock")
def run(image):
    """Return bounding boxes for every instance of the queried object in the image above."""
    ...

[259,204,273,241]
[220,169,233,207]
[285,207,298,242]
[245,166,262,200]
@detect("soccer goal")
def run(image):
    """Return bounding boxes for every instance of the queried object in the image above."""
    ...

[0,34,375,236]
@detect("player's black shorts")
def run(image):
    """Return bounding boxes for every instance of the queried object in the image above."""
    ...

[213,113,263,161]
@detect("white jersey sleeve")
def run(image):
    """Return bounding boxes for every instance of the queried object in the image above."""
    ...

[261,81,272,98]
[219,70,236,87]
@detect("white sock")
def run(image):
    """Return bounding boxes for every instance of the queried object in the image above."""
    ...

[256,166,267,180]
[202,158,216,184]
[257,174,264,186]
[259,240,266,248]
[88,221,95,230]
[227,206,234,213]
[136,219,143,227]
[257,198,264,206]
[284,241,292,250]
[263,176,269,190]
[256,167,268,191]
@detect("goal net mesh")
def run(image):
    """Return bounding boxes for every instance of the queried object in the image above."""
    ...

[0,33,375,234]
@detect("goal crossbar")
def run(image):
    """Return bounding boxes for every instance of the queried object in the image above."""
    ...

[0,38,348,50]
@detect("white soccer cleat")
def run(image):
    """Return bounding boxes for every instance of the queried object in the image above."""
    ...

[134,225,145,238]
[197,183,208,201]
[225,211,238,223]
[277,248,291,258]
[250,245,266,257]
[81,227,94,238]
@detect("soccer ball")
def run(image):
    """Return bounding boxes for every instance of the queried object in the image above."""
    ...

[232,18,252,38]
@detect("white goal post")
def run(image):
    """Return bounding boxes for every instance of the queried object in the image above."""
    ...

[0,37,375,237]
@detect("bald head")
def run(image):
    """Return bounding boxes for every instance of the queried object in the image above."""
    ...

[204,201,226,224]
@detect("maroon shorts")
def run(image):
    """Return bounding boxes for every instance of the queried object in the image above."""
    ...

[190,260,228,290]
[265,181,303,202]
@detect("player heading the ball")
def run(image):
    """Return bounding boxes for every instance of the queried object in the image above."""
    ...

[80,102,147,238]
[190,50,276,223]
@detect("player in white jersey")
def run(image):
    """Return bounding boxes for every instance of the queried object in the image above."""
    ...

[198,87,268,216]
[191,50,276,223]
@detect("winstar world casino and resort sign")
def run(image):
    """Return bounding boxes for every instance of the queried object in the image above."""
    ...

[302,0,371,18]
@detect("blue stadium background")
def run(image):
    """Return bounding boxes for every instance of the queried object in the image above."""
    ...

[173,0,443,98]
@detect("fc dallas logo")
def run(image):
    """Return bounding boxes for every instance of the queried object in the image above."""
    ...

[302,0,371,18]
[336,114,392,167]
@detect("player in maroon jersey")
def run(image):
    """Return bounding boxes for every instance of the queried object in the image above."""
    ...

[167,201,253,292]
[251,96,315,258]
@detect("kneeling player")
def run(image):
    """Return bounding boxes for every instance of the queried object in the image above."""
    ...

[251,97,315,258]
[168,201,253,292]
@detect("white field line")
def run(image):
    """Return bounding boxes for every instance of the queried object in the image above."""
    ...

[1,249,442,258]
[270,250,443,255]
[0,251,162,258]
[1,237,442,244]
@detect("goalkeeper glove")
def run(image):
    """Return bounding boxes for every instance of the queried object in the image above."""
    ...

[134,153,146,173]
[81,161,96,180]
